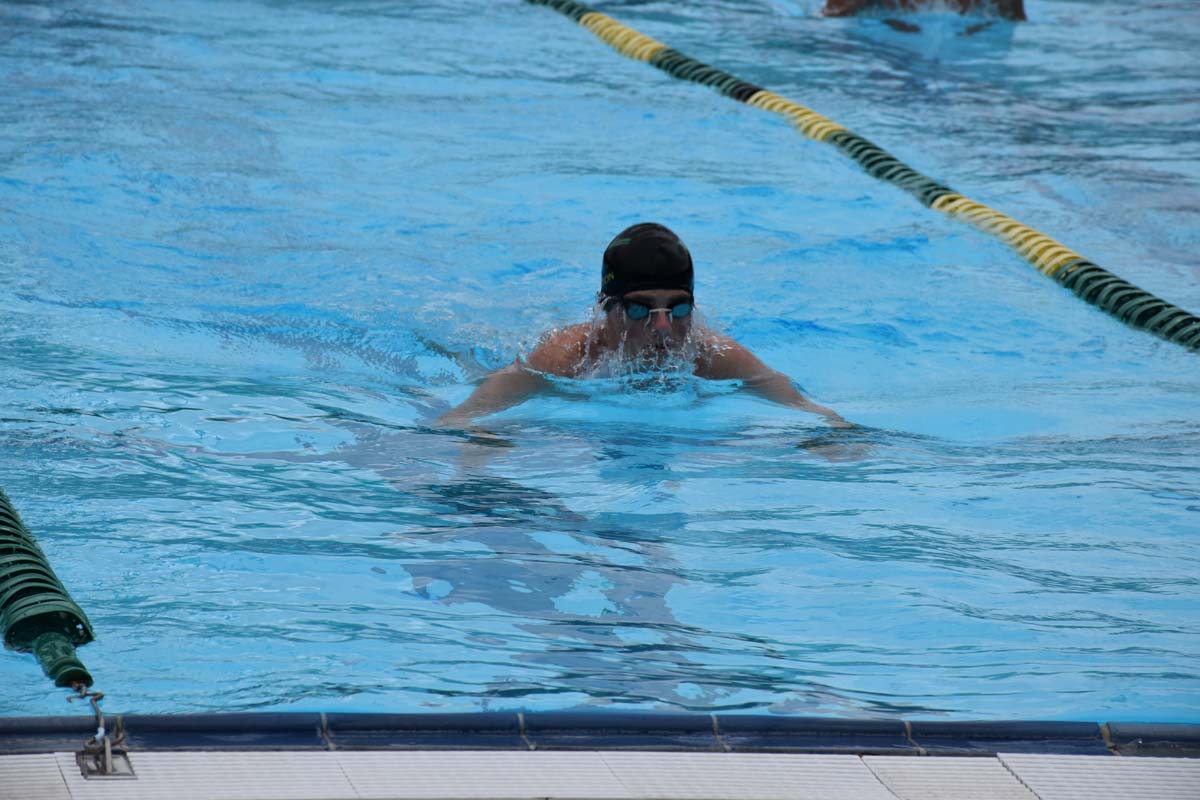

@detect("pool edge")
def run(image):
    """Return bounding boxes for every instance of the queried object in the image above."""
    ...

[2,712,1197,757]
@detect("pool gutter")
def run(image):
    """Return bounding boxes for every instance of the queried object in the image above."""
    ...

[3,712,1197,757]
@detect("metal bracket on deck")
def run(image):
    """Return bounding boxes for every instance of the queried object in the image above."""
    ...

[76,747,136,780]
[70,683,136,780]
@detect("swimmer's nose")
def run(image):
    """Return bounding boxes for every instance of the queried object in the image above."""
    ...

[650,309,672,333]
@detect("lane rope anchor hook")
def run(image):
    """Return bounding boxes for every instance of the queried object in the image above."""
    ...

[68,681,134,779]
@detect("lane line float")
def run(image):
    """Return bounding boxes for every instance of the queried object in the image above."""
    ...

[525,0,1200,351]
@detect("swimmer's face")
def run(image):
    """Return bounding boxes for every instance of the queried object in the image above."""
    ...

[608,289,694,354]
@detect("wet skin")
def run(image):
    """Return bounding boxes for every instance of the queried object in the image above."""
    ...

[596,289,695,363]
[437,288,851,429]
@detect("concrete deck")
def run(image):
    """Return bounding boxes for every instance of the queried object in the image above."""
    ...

[4,749,1200,800]
[3,713,1198,800]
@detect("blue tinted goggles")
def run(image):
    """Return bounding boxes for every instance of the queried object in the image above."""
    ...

[604,296,694,322]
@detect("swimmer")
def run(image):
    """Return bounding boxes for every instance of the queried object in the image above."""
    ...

[437,223,851,428]
[822,0,1026,19]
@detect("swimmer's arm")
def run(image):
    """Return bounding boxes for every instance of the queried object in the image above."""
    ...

[1000,0,1026,20]
[744,372,853,428]
[435,363,548,427]
[821,0,879,17]
[697,336,853,428]
[435,325,586,427]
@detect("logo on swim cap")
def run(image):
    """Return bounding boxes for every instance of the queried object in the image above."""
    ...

[600,222,694,299]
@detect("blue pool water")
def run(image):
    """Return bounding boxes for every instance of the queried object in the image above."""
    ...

[1,0,1198,721]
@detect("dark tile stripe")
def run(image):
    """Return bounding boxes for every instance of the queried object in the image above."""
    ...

[6,713,1198,755]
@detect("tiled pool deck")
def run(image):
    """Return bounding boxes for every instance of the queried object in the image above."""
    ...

[2,713,1198,799]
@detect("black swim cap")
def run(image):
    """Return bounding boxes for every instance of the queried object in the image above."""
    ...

[600,223,694,299]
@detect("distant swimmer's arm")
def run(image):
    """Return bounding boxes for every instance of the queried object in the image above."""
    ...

[435,325,586,427]
[697,335,854,428]
[820,0,880,17]
[823,0,1026,19]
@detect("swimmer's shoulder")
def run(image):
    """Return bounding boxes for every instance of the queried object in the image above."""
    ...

[525,323,592,377]
[693,329,770,381]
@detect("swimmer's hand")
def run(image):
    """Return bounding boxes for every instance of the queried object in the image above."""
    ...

[796,425,874,462]
[458,426,515,448]
[430,416,515,448]
[431,421,515,474]
[882,17,922,33]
